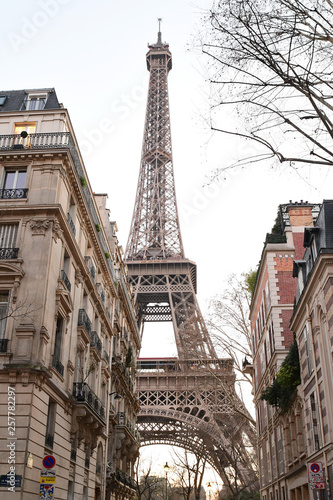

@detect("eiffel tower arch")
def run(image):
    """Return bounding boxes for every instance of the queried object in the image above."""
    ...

[125,27,258,491]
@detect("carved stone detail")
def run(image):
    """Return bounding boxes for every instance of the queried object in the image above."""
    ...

[30,219,50,235]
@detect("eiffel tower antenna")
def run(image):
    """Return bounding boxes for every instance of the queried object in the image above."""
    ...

[125,31,259,493]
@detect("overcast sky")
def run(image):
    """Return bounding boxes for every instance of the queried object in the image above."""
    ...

[3,0,333,482]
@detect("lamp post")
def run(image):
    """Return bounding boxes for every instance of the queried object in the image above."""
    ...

[164,462,170,500]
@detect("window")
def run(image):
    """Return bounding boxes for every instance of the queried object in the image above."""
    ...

[3,169,27,191]
[0,96,7,106]
[0,292,9,339]
[13,122,36,149]
[0,225,18,259]
[303,322,314,376]
[67,481,74,500]
[53,316,64,376]
[21,94,47,111]
[309,392,322,451]
[45,400,57,449]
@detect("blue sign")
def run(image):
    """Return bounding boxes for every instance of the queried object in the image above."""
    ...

[42,455,56,469]
[0,474,22,487]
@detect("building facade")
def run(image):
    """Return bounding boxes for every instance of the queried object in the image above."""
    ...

[0,89,140,499]
[290,199,333,500]
[249,202,318,500]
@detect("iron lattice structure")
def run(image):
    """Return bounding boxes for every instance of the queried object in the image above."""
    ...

[125,30,258,492]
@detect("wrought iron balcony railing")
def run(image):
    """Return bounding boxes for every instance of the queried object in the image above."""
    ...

[52,355,64,376]
[73,382,105,423]
[78,309,92,336]
[0,188,28,200]
[115,468,136,490]
[67,213,76,237]
[90,331,102,355]
[0,339,9,352]
[96,283,105,303]
[61,269,71,292]
[85,256,96,282]
[0,248,19,259]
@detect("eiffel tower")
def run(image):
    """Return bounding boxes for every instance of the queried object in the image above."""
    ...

[125,24,258,492]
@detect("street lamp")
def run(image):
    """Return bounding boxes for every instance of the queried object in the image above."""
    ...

[164,462,170,500]
[109,391,122,399]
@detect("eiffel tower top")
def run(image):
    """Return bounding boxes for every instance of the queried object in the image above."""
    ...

[125,24,183,261]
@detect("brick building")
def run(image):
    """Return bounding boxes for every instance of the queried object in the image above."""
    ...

[0,89,140,499]
[248,202,319,499]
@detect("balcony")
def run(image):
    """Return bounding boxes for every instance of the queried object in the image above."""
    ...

[0,248,19,259]
[67,213,76,237]
[90,330,102,359]
[117,412,140,443]
[0,131,72,151]
[85,256,96,282]
[78,309,92,335]
[0,189,28,200]
[61,269,71,292]
[0,339,8,352]
[52,355,64,377]
[73,382,106,424]
[115,468,136,491]
[96,283,105,303]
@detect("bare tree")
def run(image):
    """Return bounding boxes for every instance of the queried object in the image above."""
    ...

[171,448,207,500]
[196,0,333,177]
[134,458,164,500]
[206,272,256,426]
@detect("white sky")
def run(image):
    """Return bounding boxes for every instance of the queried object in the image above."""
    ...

[2,0,333,485]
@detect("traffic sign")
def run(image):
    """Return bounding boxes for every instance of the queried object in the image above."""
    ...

[308,462,325,489]
[39,483,55,499]
[42,456,56,469]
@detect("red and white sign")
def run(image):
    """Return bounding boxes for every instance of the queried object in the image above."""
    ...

[308,462,325,489]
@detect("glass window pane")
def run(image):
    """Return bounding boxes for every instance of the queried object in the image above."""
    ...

[4,172,15,189]
[16,171,26,189]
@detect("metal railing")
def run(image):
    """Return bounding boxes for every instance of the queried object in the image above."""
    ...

[52,355,64,376]
[67,213,76,237]
[96,283,105,303]
[90,331,102,355]
[73,382,105,423]
[61,269,71,292]
[0,189,28,199]
[117,412,140,442]
[115,468,136,490]
[136,357,234,373]
[0,132,71,151]
[85,256,96,282]
[78,309,92,336]
[0,248,19,259]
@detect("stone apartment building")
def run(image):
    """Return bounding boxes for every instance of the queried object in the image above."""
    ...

[0,89,140,499]
[290,199,333,500]
[248,202,319,500]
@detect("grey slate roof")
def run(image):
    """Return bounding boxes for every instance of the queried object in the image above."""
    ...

[0,88,61,112]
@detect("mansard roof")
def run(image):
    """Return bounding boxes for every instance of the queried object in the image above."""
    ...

[0,88,61,112]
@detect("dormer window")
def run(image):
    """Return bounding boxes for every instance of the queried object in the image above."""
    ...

[0,96,7,106]
[21,93,48,111]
